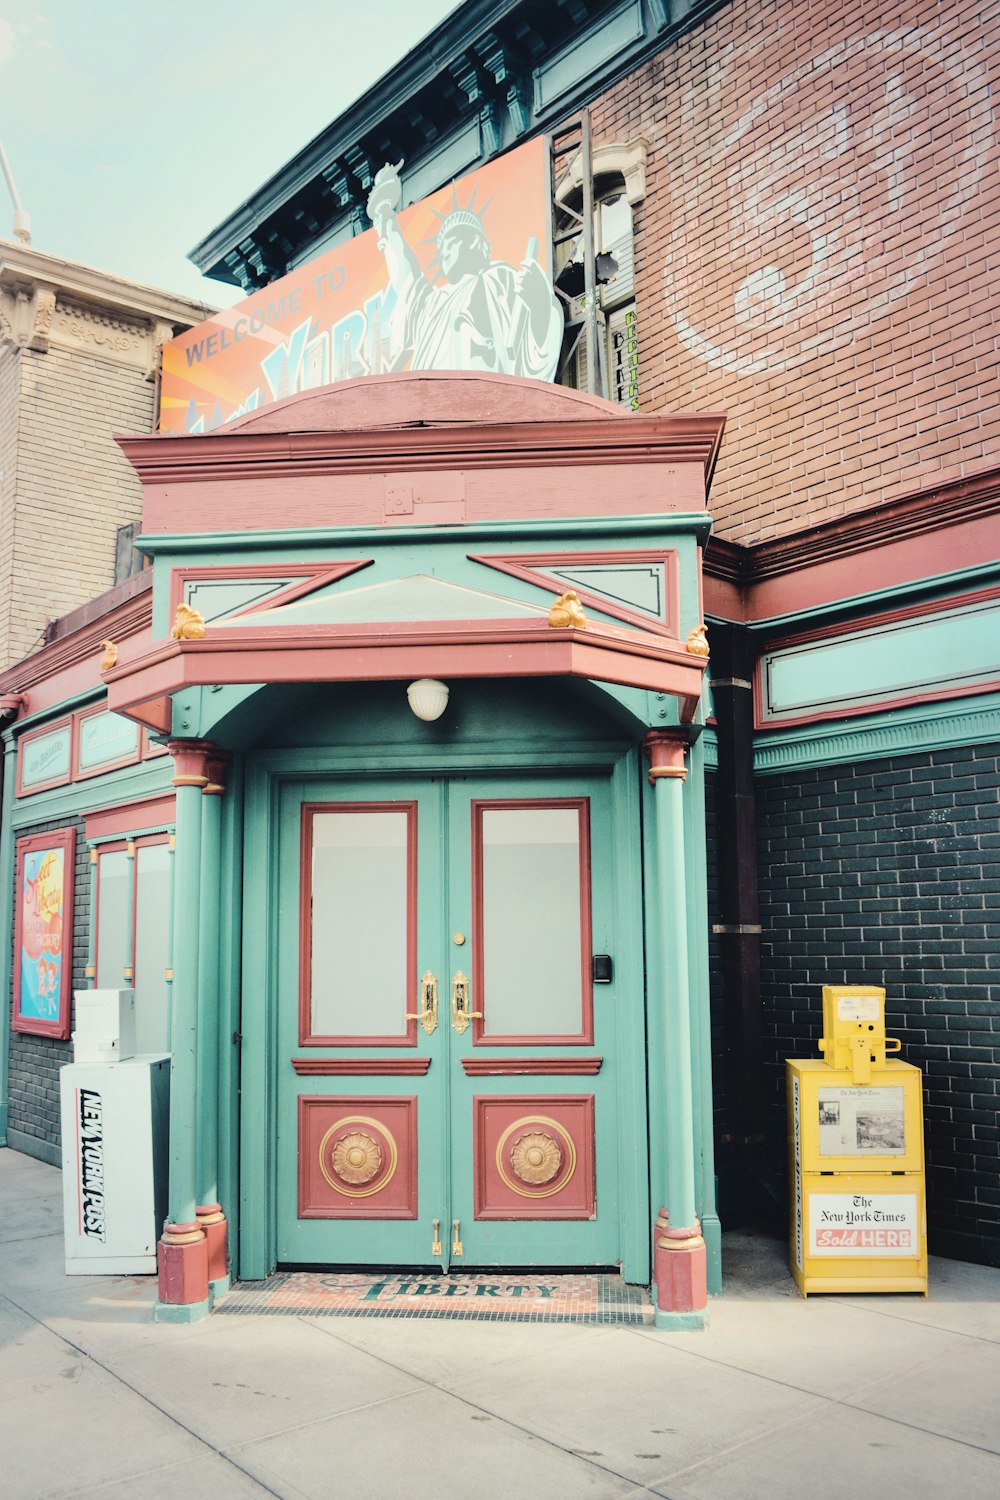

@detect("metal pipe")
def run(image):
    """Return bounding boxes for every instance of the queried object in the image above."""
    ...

[0,140,31,243]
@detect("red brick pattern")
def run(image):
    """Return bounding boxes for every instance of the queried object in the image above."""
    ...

[587,0,1000,543]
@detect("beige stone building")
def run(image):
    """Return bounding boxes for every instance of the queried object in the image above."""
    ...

[0,241,211,670]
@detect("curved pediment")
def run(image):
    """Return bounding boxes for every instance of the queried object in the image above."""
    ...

[224,371,627,434]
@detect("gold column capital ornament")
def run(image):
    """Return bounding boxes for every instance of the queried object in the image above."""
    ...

[203,749,232,797]
[644,730,688,785]
[167,739,215,788]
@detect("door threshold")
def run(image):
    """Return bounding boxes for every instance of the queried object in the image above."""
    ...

[217,1269,654,1324]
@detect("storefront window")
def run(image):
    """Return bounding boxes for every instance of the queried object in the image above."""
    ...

[94,835,171,1053]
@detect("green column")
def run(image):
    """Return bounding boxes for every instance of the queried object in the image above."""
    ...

[165,740,210,1228]
[652,761,698,1230]
[646,730,709,1328]
[196,754,228,1207]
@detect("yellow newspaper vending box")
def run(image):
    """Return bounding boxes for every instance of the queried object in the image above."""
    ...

[788,985,927,1296]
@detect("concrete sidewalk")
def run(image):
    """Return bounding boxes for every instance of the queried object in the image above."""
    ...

[1,1148,998,1500]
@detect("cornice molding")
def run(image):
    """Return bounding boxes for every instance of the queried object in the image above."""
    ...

[705,466,1000,587]
[753,693,1000,777]
[0,574,153,697]
[188,0,726,287]
[119,413,727,486]
[0,239,213,327]
[10,760,173,830]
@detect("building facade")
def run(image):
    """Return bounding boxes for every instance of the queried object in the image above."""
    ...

[1,0,997,1321]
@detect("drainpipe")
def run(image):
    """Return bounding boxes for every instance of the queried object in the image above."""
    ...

[709,625,767,1220]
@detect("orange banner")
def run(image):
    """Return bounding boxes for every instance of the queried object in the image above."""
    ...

[160,137,559,433]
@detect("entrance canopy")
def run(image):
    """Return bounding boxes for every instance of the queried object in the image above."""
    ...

[106,374,723,732]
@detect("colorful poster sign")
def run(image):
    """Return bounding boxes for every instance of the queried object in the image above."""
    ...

[13,830,75,1038]
[160,137,561,434]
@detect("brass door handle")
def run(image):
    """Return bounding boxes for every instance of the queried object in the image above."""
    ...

[406,971,438,1035]
[451,971,483,1035]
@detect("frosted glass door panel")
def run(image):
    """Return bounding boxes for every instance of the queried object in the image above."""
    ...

[95,850,129,987]
[308,809,411,1039]
[478,805,588,1039]
[134,843,171,1054]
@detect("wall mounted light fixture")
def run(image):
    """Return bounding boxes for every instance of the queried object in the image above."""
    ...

[406,678,449,722]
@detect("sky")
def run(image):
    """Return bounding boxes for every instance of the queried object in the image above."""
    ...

[0,0,461,309]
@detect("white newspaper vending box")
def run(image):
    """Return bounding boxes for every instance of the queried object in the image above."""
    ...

[60,992,169,1275]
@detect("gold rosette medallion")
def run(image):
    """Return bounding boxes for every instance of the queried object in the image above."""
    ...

[319,1116,398,1198]
[510,1131,562,1186]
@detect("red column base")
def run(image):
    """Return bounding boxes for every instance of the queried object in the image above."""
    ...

[196,1204,229,1285]
[157,1224,209,1306]
[654,1213,708,1315]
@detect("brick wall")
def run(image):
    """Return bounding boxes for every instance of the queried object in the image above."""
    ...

[6,815,88,1164]
[756,744,1000,1267]
[588,0,1000,543]
[3,339,154,668]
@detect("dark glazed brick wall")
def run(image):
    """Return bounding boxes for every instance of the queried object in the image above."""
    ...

[756,744,1000,1267]
[6,815,88,1162]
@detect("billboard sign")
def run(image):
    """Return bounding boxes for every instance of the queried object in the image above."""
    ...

[160,137,561,433]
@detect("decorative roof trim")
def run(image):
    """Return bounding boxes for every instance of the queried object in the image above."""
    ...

[753,692,1000,776]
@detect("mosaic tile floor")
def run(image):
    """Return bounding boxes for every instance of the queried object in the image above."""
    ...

[217,1271,654,1324]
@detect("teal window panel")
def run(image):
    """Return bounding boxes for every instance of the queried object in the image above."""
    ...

[78,711,140,773]
[762,597,1000,722]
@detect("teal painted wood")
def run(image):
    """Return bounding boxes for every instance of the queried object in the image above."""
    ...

[609,749,651,1283]
[445,773,627,1271]
[196,787,223,1207]
[239,747,649,1277]
[167,779,204,1227]
[754,690,1000,776]
[0,735,18,1143]
[237,759,282,1279]
[140,513,713,564]
[216,756,244,1276]
[762,597,1000,722]
[684,736,722,1293]
[738,560,1000,636]
[651,774,698,1231]
[274,776,449,1268]
[10,760,174,829]
[640,775,667,1253]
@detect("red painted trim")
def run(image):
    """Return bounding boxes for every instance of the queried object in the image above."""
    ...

[15,716,74,798]
[141,730,170,759]
[121,411,727,487]
[461,1058,602,1075]
[470,798,593,1047]
[755,582,1000,729]
[298,802,418,1048]
[73,702,142,782]
[104,619,707,730]
[169,559,373,625]
[472,1092,596,1222]
[296,1093,419,1221]
[292,1058,431,1075]
[12,829,76,1039]
[85,794,175,842]
[703,468,1000,626]
[469,549,682,637]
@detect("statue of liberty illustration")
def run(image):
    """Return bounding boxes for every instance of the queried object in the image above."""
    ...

[367,161,563,381]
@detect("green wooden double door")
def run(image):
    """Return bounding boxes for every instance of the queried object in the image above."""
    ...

[274,770,647,1274]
